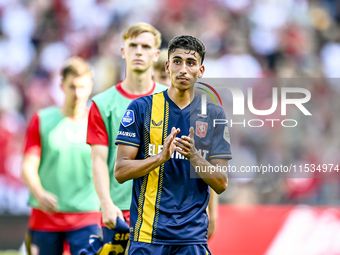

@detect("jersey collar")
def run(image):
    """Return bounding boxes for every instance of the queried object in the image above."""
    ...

[116,81,156,100]
[163,90,200,113]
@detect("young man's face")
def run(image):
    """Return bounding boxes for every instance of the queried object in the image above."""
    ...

[61,73,93,107]
[154,69,171,87]
[122,32,160,73]
[165,48,205,91]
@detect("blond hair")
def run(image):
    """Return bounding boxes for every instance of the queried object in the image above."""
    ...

[61,56,92,80]
[123,22,161,49]
[154,49,168,71]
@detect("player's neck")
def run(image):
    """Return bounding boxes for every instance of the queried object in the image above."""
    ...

[61,103,88,120]
[121,69,154,95]
[167,87,194,109]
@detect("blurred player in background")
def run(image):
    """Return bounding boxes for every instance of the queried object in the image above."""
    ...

[21,57,100,255]
[86,23,167,244]
[153,49,171,87]
[114,35,231,254]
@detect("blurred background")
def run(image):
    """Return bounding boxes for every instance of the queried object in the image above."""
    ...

[0,0,340,254]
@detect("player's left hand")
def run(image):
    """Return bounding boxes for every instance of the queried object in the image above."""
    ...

[173,127,197,159]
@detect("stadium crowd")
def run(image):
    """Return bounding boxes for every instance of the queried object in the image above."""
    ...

[1,0,340,214]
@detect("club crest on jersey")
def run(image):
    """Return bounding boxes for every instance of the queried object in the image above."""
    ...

[196,121,208,138]
[121,110,135,127]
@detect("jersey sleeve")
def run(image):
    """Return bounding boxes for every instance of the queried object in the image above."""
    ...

[87,102,109,146]
[115,100,142,148]
[209,109,232,160]
[24,113,41,156]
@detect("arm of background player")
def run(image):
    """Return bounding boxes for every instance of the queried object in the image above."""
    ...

[207,187,218,240]
[87,102,124,228]
[114,127,180,183]
[21,113,58,213]
[91,145,123,228]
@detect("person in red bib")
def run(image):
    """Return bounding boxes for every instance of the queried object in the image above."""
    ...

[22,57,101,255]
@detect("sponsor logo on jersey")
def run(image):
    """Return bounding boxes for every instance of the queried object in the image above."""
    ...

[223,126,230,144]
[151,119,163,129]
[148,143,209,160]
[118,131,136,137]
[197,149,209,159]
[152,120,162,126]
[196,121,208,138]
[121,110,135,127]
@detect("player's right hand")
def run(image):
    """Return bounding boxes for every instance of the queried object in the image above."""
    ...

[161,127,180,161]
[102,201,124,229]
[36,190,58,213]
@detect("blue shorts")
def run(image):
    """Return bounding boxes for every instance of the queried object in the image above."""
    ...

[126,241,211,255]
[28,224,99,255]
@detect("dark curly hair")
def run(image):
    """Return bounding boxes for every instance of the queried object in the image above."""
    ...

[168,35,206,64]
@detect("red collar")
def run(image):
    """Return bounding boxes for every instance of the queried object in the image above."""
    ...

[116,81,156,100]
